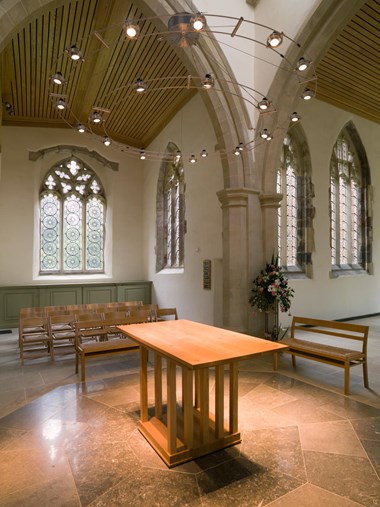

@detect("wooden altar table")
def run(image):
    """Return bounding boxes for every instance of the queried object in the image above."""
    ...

[118,319,287,467]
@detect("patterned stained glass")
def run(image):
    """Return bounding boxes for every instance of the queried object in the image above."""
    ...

[39,157,105,274]
[164,158,184,268]
[330,134,363,267]
[40,193,60,271]
[286,166,297,266]
[86,197,104,271]
[277,170,282,263]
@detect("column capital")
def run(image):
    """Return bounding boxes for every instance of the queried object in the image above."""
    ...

[217,187,259,208]
[259,193,283,208]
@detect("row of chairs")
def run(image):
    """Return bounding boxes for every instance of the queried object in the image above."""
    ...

[19,305,178,364]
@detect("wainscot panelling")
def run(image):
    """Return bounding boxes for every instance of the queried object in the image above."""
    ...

[0,282,152,328]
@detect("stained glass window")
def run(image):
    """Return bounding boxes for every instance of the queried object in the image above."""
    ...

[40,157,105,274]
[330,134,363,268]
[164,157,185,268]
[277,128,314,273]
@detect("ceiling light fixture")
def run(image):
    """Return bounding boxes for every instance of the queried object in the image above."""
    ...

[134,79,147,93]
[189,154,197,163]
[191,13,206,31]
[51,72,65,85]
[140,149,146,160]
[201,149,208,158]
[267,31,283,48]
[124,20,140,39]
[258,97,270,111]
[260,128,272,140]
[290,112,301,122]
[239,142,244,151]
[66,44,83,61]
[102,136,111,146]
[301,88,315,100]
[201,74,214,89]
[56,98,66,110]
[89,111,103,123]
[296,57,311,71]
[234,146,241,156]
[175,150,182,162]
[76,124,86,133]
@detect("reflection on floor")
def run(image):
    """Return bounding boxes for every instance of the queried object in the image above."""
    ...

[0,316,380,506]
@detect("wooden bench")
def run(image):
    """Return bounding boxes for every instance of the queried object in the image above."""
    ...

[74,317,140,382]
[274,316,369,395]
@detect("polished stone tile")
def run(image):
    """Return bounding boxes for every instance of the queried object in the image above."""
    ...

[304,450,380,505]
[272,398,345,425]
[267,483,363,506]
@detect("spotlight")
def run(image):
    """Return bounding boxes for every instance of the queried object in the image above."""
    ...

[290,112,301,122]
[301,88,315,100]
[267,31,283,48]
[51,72,64,85]
[258,97,270,111]
[200,149,208,158]
[134,79,147,93]
[76,124,86,133]
[56,98,66,110]
[191,13,206,31]
[66,44,83,61]
[238,142,244,151]
[260,128,272,140]
[89,111,103,123]
[3,102,13,114]
[234,146,241,156]
[201,74,214,89]
[175,150,182,162]
[102,136,111,146]
[189,154,197,163]
[140,149,146,160]
[296,57,311,71]
[124,20,140,39]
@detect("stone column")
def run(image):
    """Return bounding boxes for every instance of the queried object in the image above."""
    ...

[217,187,260,333]
[259,193,282,263]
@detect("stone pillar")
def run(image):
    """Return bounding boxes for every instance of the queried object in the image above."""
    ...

[217,187,260,333]
[259,193,282,263]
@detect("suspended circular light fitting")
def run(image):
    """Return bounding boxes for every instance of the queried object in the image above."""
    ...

[56,98,66,110]
[102,136,111,146]
[76,124,86,133]
[260,128,272,140]
[258,97,270,111]
[201,74,214,89]
[234,146,241,156]
[200,149,208,158]
[239,142,244,151]
[51,72,65,85]
[140,149,146,160]
[189,154,197,163]
[267,31,283,48]
[301,88,315,100]
[134,79,147,93]
[191,12,206,31]
[124,20,140,39]
[296,57,311,71]
[66,44,83,61]
[290,112,301,122]
[167,12,200,47]
[89,111,103,123]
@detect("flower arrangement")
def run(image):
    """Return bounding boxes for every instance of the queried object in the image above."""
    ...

[249,256,295,313]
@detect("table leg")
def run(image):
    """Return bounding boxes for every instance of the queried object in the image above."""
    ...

[167,359,177,454]
[154,353,162,419]
[182,366,193,449]
[140,347,148,422]
[199,368,209,444]
[215,364,225,439]
[194,370,200,409]
[229,362,238,434]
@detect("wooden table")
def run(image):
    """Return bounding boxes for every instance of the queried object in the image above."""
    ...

[118,319,287,467]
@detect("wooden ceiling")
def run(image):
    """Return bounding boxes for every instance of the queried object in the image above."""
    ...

[1,0,380,149]
[315,0,380,124]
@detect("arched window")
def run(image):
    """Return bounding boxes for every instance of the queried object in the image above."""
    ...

[330,123,371,274]
[40,157,105,274]
[156,143,185,272]
[277,126,314,275]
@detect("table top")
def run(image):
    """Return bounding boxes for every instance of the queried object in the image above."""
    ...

[118,319,287,369]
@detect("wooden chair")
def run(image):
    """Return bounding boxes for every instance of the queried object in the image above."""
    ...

[48,313,76,355]
[75,313,105,343]
[20,316,53,364]
[157,308,178,320]
[129,308,155,323]
[103,311,130,339]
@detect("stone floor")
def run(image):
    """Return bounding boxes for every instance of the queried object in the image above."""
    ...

[0,317,380,506]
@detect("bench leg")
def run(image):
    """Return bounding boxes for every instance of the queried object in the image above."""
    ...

[273,352,278,370]
[81,353,86,382]
[363,361,369,388]
[344,363,350,395]
[291,354,296,368]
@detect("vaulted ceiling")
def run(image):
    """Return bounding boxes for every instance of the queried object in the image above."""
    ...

[1,0,379,150]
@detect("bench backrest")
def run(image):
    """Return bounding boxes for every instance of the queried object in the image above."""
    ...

[291,316,369,353]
